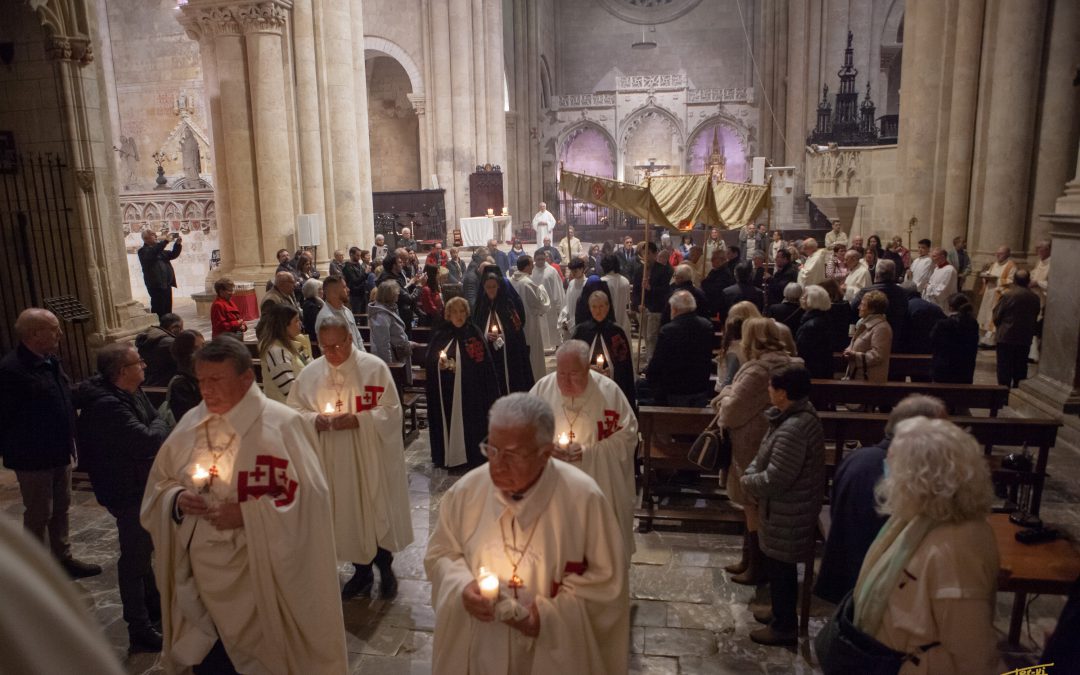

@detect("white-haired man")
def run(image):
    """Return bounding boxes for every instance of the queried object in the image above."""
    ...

[532,250,566,350]
[922,247,958,313]
[532,201,556,245]
[288,316,413,599]
[797,238,827,286]
[977,245,1017,346]
[530,341,638,559]
[426,393,628,673]
[841,248,871,301]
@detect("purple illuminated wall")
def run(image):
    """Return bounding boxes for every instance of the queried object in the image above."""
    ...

[561,126,615,178]
[686,121,748,182]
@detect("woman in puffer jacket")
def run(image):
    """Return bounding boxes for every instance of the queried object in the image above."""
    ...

[713,318,802,585]
[741,364,825,647]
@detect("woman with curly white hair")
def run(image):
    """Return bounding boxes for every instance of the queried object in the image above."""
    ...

[853,417,999,674]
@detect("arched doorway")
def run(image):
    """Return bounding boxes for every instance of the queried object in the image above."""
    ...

[685,118,749,182]
[365,56,421,190]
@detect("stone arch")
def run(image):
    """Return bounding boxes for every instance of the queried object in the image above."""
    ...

[685,116,751,183]
[558,121,617,178]
[364,50,421,190]
[619,105,684,180]
[363,36,424,96]
[881,0,905,45]
[540,55,553,110]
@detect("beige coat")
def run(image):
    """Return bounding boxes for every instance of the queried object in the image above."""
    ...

[846,314,892,382]
[874,520,1000,675]
[716,350,803,504]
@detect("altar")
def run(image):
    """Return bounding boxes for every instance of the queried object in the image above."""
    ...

[458,215,512,246]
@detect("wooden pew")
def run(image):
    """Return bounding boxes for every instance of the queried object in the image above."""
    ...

[831,352,932,381]
[809,379,1010,416]
[387,363,421,443]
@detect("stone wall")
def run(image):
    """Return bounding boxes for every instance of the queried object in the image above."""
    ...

[366,56,421,191]
[805,144,899,240]
[0,4,66,156]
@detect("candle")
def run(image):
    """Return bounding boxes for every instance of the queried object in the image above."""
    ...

[558,432,570,448]
[486,208,494,216]
[478,567,500,601]
[439,349,447,360]
[192,464,210,493]
[501,207,509,216]
[323,402,335,414]
[491,324,499,334]
[595,354,605,368]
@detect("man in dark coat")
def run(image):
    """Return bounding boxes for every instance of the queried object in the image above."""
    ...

[815,395,947,604]
[138,229,182,319]
[722,262,765,315]
[75,342,171,653]
[661,263,710,324]
[993,269,1042,388]
[849,259,908,350]
[342,246,370,313]
[0,309,101,579]
[135,313,183,387]
[765,248,797,306]
[901,282,945,356]
[701,247,735,317]
[639,290,714,406]
[631,243,674,368]
[488,239,511,276]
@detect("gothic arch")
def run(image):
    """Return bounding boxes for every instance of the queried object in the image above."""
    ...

[558,121,617,177]
[363,36,424,96]
[881,0,905,45]
[684,115,750,165]
[539,56,553,110]
[619,104,684,150]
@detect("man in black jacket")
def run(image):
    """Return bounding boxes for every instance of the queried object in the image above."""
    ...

[766,248,797,306]
[75,342,171,653]
[722,262,765,315]
[639,290,714,406]
[702,248,735,317]
[0,309,101,579]
[993,269,1042,388]
[138,229,182,319]
[849,259,908,350]
[342,246,370,313]
[135,313,183,387]
[661,264,710,324]
[630,242,674,368]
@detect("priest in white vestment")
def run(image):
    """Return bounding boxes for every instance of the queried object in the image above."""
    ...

[922,248,958,313]
[907,240,934,293]
[601,260,633,338]
[425,393,629,674]
[797,239,827,287]
[558,258,587,342]
[141,337,347,674]
[532,250,566,351]
[841,250,871,301]
[531,202,556,246]
[530,341,638,559]
[510,254,551,382]
[288,316,414,599]
[1030,240,1051,360]
[977,245,1017,345]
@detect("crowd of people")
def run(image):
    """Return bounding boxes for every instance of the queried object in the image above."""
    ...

[0,210,1066,673]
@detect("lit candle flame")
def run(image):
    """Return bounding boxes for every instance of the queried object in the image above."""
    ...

[478,566,500,601]
[491,324,499,334]
[324,402,335,414]
[558,432,570,448]
[192,464,210,481]
[439,350,447,359]
[596,354,605,367]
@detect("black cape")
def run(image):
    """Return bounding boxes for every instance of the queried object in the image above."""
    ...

[425,322,500,469]
[571,319,637,412]
[470,277,535,394]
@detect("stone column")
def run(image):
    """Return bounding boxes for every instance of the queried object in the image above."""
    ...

[968,0,1048,261]
[291,0,327,248]
[407,94,432,187]
[784,0,809,195]
[449,0,477,220]
[471,0,489,160]
[240,3,296,268]
[484,0,507,205]
[427,0,458,222]
[349,0,374,247]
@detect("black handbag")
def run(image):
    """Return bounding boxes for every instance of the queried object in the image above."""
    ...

[814,591,938,675]
[686,413,732,472]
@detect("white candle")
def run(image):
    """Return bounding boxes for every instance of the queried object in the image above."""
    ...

[478,567,500,601]
[595,354,605,368]
[486,208,495,216]
[323,402,335,414]
[491,324,499,334]
[192,464,210,492]
[558,432,570,448]
[501,207,509,216]
[439,349,447,360]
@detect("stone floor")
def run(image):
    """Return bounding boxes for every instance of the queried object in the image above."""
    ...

[3,299,1075,673]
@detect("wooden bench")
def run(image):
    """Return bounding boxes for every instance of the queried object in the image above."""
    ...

[820,412,1060,515]
[809,379,1010,416]
[388,362,421,443]
[832,352,932,381]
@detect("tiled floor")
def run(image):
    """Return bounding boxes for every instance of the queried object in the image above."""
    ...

[1,300,1073,673]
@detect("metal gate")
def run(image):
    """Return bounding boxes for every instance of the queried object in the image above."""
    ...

[0,153,94,380]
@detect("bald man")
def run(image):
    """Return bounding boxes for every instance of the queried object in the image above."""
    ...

[0,309,101,578]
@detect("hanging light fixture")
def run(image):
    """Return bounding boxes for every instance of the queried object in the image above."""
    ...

[632,25,657,50]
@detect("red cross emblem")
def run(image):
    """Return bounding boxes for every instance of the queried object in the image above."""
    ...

[596,409,621,441]
[237,455,298,507]
[356,385,385,412]
[591,182,606,200]
[550,558,589,597]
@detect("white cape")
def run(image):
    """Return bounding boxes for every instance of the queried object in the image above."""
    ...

[532,264,566,350]
[141,384,347,674]
[510,270,551,382]
[532,211,555,245]
[559,277,585,341]
[530,370,638,557]
[426,460,629,674]
[602,272,633,338]
[287,348,414,562]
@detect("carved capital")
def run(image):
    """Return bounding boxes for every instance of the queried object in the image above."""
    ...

[74,168,95,193]
[236,1,290,34]
[406,94,426,116]
[177,1,292,40]
[30,0,94,64]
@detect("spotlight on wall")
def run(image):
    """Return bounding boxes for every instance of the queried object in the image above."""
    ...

[631,26,657,50]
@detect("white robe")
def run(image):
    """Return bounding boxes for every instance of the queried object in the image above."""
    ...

[798,248,828,287]
[559,276,585,341]
[923,264,958,313]
[1031,257,1050,309]
[977,259,1016,332]
[533,264,566,350]
[532,210,556,245]
[510,270,551,382]
[843,261,872,302]
[287,348,414,562]
[141,384,347,675]
[530,371,638,558]
[602,272,633,338]
[909,255,934,293]
[425,460,629,675]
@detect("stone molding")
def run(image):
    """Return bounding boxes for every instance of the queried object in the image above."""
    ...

[616,74,687,91]
[406,94,426,116]
[558,93,616,109]
[687,87,750,104]
[27,0,94,63]
[178,0,293,40]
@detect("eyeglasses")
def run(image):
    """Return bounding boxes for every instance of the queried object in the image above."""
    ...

[478,437,542,465]
[123,359,147,370]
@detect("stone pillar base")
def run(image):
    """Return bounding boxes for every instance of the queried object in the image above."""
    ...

[1012,376,1080,451]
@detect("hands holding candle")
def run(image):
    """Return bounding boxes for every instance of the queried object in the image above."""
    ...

[553,433,583,463]
[438,349,456,372]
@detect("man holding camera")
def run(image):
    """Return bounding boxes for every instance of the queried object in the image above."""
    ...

[138,229,183,319]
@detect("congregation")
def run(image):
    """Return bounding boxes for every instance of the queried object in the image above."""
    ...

[0,207,1069,675]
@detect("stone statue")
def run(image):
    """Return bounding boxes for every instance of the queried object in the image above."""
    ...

[118,135,139,189]
[180,126,201,180]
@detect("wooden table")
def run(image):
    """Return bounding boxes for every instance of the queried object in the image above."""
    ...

[991,514,1080,645]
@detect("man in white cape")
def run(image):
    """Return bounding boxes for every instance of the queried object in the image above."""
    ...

[530,341,638,559]
[797,238,827,287]
[558,258,587,342]
[922,247,958,313]
[288,316,414,599]
[425,393,629,674]
[140,337,347,674]
[531,202,555,245]
[601,255,633,338]
[841,249,871,302]
[510,254,551,382]
[532,250,566,351]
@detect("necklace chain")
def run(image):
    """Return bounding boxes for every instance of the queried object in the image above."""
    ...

[202,421,235,482]
[561,397,583,440]
[500,514,541,596]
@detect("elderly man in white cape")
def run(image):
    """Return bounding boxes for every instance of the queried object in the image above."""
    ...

[287,315,414,600]
[531,202,556,245]
[531,249,566,351]
[797,237,827,287]
[529,339,638,559]
[140,337,347,675]
[425,393,629,674]
[510,253,551,382]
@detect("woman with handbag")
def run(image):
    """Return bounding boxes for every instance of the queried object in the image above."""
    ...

[714,318,802,584]
[817,417,998,674]
[740,364,825,646]
[844,290,892,382]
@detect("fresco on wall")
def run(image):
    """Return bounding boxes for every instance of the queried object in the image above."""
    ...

[687,120,748,183]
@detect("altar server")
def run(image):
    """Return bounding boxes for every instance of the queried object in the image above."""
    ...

[532,250,566,351]
[509,254,551,382]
